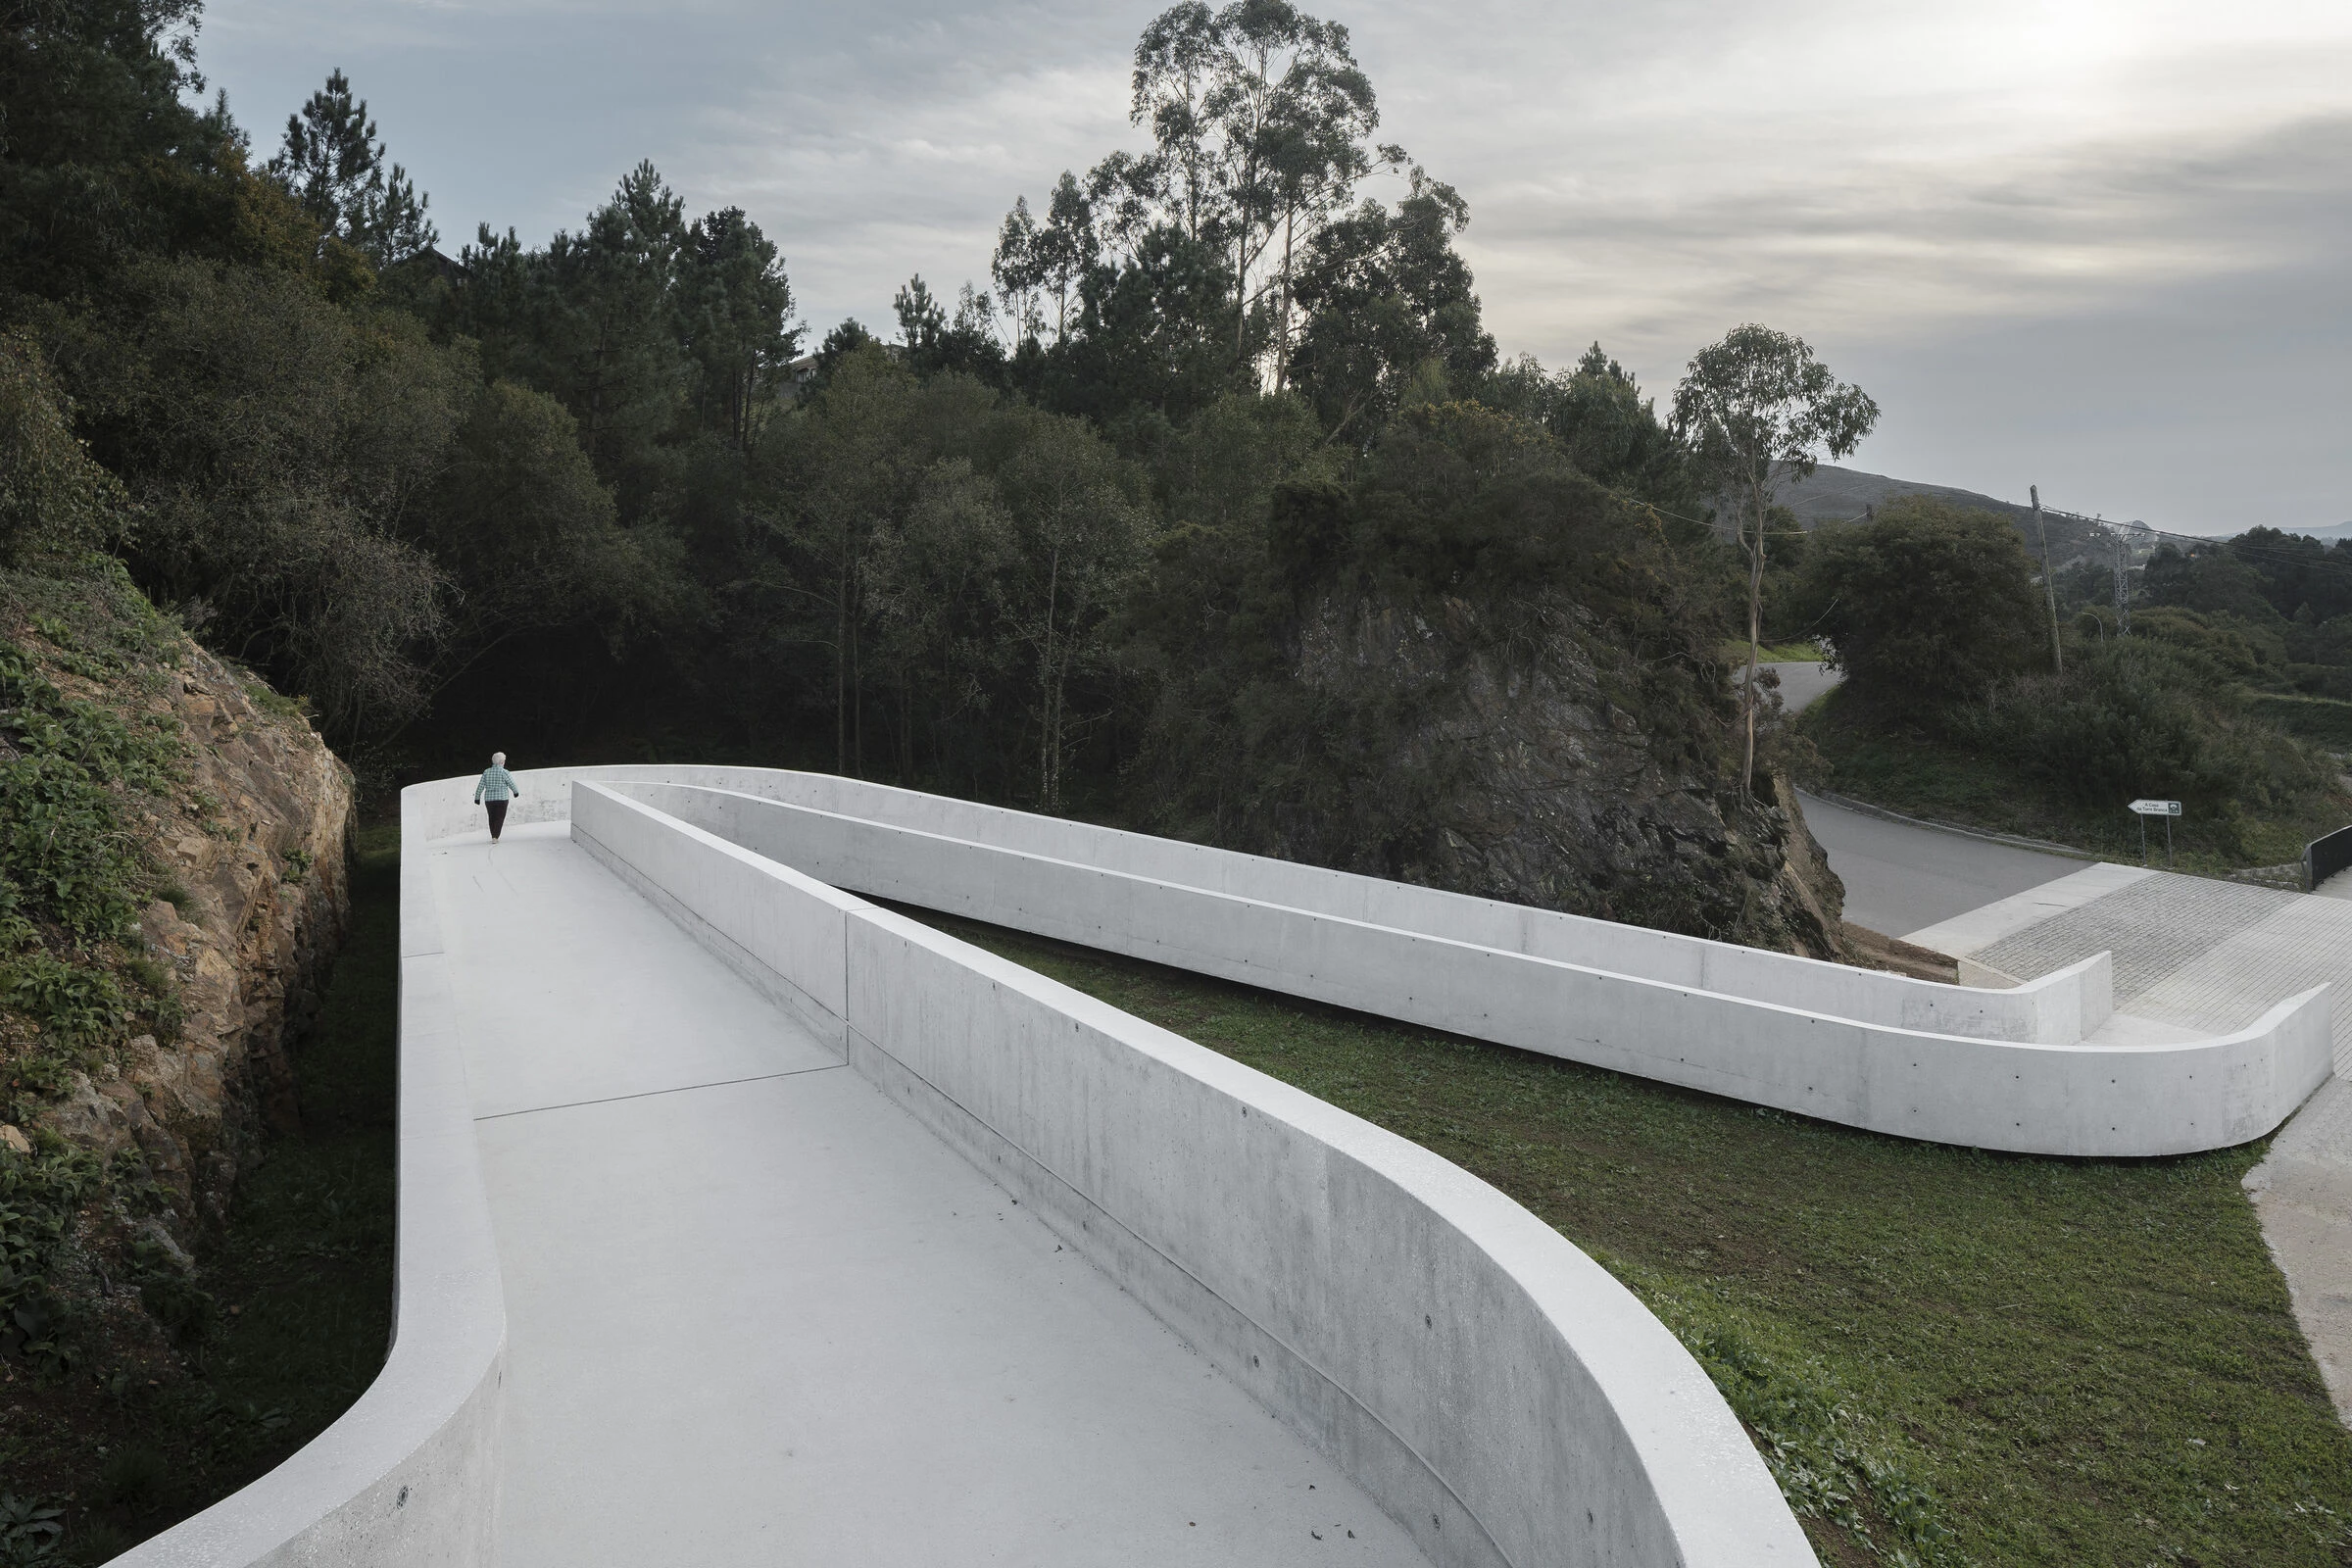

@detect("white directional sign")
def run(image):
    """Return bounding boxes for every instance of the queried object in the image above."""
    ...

[2128,799,2182,816]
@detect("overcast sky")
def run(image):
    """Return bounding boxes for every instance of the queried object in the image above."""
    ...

[194,0,2351,533]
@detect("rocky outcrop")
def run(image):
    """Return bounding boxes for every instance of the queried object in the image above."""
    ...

[1273,592,1846,956]
[13,630,352,1356]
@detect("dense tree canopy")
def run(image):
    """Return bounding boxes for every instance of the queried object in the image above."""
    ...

[1795,498,2045,711]
[22,0,2325,859]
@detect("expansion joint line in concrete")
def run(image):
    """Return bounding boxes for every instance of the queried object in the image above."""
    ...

[857,1026,1521,1568]
[472,1062,847,1122]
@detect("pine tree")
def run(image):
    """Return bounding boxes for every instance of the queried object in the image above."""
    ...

[269,69,439,267]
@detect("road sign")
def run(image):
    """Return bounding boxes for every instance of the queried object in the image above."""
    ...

[2129,799,2181,866]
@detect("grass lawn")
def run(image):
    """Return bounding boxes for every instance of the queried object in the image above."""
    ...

[1727,639,1830,664]
[1799,688,2349,875]
[3,824,399,1564]
[914,908,2352,1568]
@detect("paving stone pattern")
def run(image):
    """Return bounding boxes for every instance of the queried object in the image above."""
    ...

[1978,870,2352,1072]
[1978,873,2296,1000]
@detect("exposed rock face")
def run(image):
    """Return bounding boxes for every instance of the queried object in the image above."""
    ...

[30,640,352,1248]
[1276,592,1845,956]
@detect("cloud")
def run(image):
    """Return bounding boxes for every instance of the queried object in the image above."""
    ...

[196,0,2352,528]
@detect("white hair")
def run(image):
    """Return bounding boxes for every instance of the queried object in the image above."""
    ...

[491,752,506,766]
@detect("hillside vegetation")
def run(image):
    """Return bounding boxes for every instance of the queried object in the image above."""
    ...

[2,1,1862,956]
[1786,498,2351,868]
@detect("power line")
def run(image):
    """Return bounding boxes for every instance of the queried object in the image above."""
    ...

[2036,503,2352,575]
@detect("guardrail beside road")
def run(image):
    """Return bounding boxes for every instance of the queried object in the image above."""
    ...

[2310,824,2352,893]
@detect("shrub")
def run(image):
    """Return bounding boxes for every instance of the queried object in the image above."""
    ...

[0,1147,99,1378]
[0,637,178,944]
[0,334,126,567]
[94,1446,172,1514]
[1956,639,2333,850]
[1796,497,2046,711]
[1,955,127,1047]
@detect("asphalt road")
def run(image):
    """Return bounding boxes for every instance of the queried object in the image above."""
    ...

[1749,661,2085,939]
[1759,659,1842,714]
[1797,792,2085,942]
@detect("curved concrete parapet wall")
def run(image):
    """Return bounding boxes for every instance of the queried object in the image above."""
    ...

[113,791,507,1567]
[568,780,1814,1568]
[149,766,2321,1568]
[576,772,2323,1158]
[407,764,2110,1044]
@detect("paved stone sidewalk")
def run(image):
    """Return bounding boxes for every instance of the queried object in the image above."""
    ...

[1973,871,2298,1013]
[1964,869,2352,1068]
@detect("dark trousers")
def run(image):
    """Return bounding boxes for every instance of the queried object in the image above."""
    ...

[485,800,509,840]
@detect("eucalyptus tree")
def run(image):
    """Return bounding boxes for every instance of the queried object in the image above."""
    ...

[1672,324,1878,790]
[1128,2,1222,248]
[991,197,1046,344]
[991,173,1101,347]
[992,412,1153,810]
[1286,166,1492,444]
[1204,0,1386,376]
[754,347,927,775]
[991,0,1395,388]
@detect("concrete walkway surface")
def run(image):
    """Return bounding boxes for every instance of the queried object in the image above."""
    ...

[429,823,1428,1565]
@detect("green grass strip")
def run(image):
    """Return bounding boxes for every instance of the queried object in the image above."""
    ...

[916,910,2352,1568]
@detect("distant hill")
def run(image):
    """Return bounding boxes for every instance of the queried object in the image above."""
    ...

[1772,464,2034,528]
[1775,465,2350,550]
[1764,464,2113,567]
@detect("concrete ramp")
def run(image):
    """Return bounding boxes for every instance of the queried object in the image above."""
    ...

[442,825,1418,1565]
[117,770,1813,1567]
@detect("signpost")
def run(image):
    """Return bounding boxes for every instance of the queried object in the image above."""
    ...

[2129,798,2181,865]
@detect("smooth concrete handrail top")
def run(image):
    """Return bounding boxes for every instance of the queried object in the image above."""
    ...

[567,778,1814,1567]
[113,790,508,1567]
[408,763,2111,1046]
[596,773,2331,1158]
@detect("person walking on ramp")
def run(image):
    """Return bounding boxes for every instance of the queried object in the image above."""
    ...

[474,752,521,843]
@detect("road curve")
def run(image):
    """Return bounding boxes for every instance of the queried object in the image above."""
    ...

[1797,792,2087,940]
[1755,661,2090,939]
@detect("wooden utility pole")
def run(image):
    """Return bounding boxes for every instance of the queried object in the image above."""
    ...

[2033,485,2063,674]
[1742,475,1767,793]
[2109,522,2132,636]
